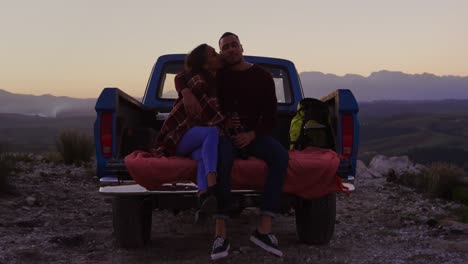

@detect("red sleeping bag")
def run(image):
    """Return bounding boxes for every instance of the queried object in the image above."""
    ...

[124,147,346,199]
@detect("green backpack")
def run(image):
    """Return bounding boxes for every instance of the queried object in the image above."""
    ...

[289,98,335,150]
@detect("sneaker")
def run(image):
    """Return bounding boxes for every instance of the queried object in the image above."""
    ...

[211,237,230,260]
[249,230,283,257]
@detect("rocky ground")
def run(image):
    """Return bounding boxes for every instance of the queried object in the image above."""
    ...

[1,157,468,264]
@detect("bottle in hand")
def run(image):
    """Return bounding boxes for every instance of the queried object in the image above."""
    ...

[230,112,249,159]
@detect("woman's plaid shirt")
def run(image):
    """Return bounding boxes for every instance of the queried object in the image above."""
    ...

[151,74,225,156]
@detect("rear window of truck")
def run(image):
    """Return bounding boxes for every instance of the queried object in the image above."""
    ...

[158,62,293,104]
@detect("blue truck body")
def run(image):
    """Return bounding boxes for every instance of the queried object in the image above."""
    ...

[94,54,360,248]
[94,54,359,182]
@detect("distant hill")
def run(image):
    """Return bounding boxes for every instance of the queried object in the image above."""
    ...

[0,113,95,152]
[359,112,468,171]
[0,89,96,117]
[300,70,468,101]
[358,99,468,119]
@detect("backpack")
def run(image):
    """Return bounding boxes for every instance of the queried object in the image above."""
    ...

[289,98,335,150]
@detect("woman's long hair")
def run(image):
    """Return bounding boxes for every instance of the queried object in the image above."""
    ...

[185,44,211,77]
[184,44,216,94]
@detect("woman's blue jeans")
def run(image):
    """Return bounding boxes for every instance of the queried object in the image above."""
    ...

[176,126,219,191]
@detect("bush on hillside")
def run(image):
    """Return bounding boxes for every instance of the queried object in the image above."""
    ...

[388,170,427,192]
[388,162,467,203]
[423,162,466,200]
[56,130,94,166]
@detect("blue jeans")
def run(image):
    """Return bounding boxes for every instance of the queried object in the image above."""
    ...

[176,127,219,191]
[216,135,289,218]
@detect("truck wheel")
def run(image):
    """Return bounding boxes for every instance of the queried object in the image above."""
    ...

[294,193,336,245]
[112,196,152,248]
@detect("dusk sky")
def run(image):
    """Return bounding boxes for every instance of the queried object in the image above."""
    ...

[1,0,467,98]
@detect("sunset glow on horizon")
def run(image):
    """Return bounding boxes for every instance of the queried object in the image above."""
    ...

[1,0,467,98]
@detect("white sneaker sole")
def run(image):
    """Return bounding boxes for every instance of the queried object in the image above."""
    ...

[211,244,230,260]
[250,236,283,257]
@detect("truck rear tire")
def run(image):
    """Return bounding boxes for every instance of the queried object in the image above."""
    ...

[295,193,336,245]
[112,196,152,248]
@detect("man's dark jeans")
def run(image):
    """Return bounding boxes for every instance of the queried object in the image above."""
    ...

[215,135,289,218]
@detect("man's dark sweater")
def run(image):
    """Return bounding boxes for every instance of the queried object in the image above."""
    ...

[217,64,277,137]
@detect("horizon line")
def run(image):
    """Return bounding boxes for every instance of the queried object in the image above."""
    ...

[300,69,468,79]
[1,68,468,99]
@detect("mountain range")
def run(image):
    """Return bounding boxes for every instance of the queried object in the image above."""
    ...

[300,70,468,101]
[0,89,96,117]
[1,70,467,117]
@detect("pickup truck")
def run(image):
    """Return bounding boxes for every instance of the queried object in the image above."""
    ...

[94,54,359,248]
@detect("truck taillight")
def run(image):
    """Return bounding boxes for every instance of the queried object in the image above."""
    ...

[341,113,354,159]
[100,112,113,158]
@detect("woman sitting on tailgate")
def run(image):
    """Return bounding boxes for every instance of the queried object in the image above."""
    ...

[152,44,224,215]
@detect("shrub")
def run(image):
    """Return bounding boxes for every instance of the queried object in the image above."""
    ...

[387,168,430,193]
[423,162,466,200]
[388,162,467,202]
[56,130,94,166]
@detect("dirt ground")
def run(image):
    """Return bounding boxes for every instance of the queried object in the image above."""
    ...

[1,158,467,264]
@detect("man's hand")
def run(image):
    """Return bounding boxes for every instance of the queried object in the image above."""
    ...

[233,131,256,148]
[181,89,202,118]
[225,116,242,129]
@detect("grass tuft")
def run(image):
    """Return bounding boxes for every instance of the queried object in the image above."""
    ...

[56,130,94,166]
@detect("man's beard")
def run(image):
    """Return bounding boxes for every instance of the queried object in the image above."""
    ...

[221,52,242,66]
[224,57,242,66]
